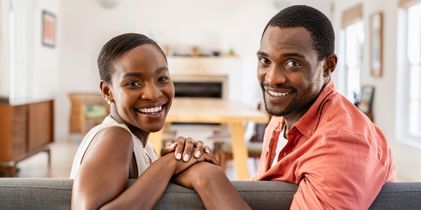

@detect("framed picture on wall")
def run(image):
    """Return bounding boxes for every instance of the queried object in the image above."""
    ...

[369,11,383,77]
[42,10,56,48]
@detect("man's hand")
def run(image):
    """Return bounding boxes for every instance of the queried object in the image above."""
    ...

[161,136,212,162]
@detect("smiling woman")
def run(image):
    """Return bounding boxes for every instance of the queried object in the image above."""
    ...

[70,33,251,210]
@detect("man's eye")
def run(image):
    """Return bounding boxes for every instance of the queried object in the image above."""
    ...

[285,60,301,68]
[258,57,271,65]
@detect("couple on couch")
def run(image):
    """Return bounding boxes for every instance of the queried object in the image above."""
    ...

[69,5,395,210]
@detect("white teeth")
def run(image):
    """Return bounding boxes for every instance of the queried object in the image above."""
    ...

[138,106,163,114]
[268,90,289,97]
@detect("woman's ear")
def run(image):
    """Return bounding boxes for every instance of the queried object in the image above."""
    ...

[100,80,113,104]
[323,54,338,77]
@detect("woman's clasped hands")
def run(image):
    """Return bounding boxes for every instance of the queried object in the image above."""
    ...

[161,136,219,174]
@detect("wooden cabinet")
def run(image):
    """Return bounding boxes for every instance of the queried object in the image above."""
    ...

[0,100,54,176]
[69,93,108,135]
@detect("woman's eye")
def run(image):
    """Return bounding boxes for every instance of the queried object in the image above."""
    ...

[158,76,169,82]
[126,81,142,88]
[285,60,301,68]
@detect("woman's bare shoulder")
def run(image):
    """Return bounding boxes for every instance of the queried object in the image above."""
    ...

[83,126,134,162]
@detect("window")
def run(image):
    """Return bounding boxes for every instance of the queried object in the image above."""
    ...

[407,3,421,137]
[8,0,35,104]
[339,4,364,104]
[342,21,364,103]
[398,0,421,145]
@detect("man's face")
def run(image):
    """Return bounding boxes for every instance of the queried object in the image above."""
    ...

[257,26,328,120]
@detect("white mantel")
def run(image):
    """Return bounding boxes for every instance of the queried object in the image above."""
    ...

[167,56,242,101]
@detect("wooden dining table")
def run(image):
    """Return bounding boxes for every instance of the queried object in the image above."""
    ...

[149,98,268,180]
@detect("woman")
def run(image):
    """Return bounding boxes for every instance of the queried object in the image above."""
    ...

[70,33,250,210]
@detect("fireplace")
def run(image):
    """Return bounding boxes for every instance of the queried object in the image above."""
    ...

[174,81,222,98]
[167,56,241,101]
[172,75,227,99]
[165,56,240,138]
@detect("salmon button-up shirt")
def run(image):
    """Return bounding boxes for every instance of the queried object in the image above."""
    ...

[257,81,395,210]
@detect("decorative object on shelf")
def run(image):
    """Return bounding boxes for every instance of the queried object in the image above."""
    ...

[212,50,221,57]
[190,46,201,57]
[227,48,236,57]
[369,11,384,77]
[99,0,119,9]
[358,85,375,121]
[41,10,56,48]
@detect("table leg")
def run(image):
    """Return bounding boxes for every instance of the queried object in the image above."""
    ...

[149,130,163,157]
[228,122,250,180]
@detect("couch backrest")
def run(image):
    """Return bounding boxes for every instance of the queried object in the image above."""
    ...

[0,178,420,210]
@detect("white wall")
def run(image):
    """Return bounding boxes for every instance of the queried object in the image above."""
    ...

[31,0,60,104]
[57,0,333,140]
[0,0,59,103]
[334,0,421,181]
[0,1,10,99]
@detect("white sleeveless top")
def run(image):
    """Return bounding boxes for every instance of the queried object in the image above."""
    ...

[69,116,158,179]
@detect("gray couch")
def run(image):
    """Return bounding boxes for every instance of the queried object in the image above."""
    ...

[0,178,420,210]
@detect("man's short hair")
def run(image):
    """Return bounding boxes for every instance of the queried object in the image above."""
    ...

[262,5,335,61]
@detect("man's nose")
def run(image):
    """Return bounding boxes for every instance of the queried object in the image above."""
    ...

[265,66,287,86]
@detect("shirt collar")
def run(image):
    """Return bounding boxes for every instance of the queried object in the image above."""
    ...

[292,80,336,137]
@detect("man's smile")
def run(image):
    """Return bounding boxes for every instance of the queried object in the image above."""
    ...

[264,86,294,98]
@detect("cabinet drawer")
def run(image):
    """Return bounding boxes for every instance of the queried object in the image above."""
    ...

[13,106,27,123]
[12,129,27,160]
[28,101,53,150]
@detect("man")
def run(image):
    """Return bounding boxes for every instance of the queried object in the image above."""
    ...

[255,5,395,209]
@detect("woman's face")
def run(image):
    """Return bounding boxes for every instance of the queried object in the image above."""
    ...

[106,44,174,133]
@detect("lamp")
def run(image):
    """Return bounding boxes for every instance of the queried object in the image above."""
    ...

[99,0,119,9]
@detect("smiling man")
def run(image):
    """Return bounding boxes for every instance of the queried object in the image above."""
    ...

[255,5,395,209]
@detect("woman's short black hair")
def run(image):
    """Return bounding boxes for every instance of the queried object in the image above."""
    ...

[262,5,335,61]
[97,33,167,83]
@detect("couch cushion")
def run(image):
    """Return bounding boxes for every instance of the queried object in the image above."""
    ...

[369,182,421,210]
[0,178,71,210]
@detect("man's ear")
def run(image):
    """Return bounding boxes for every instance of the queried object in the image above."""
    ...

[100,80,113,104]
[323,54,338,77]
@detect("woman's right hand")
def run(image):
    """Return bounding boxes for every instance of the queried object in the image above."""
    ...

[161,136,213,163]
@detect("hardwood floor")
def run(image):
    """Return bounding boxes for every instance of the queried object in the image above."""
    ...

[16,140,79,178]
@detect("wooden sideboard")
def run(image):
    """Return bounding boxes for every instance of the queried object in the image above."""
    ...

[0,100,54,176]
[69,93,108,136]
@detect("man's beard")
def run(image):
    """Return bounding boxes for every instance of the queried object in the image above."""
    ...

[263,92,301,117]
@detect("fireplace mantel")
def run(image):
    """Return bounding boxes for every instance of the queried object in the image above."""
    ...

[167,56,242,101]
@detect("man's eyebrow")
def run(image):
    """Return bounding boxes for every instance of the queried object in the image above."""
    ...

[256,51,305,58]
[257,51,268,56]
[281,52,305,58]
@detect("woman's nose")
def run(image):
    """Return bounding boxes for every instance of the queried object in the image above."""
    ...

[141,83,162,99]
